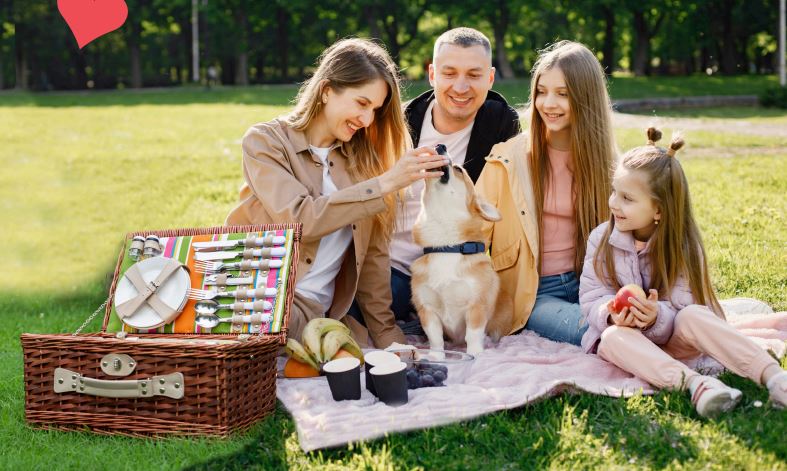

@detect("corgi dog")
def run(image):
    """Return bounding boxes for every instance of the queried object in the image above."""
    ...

[410,159,513,355]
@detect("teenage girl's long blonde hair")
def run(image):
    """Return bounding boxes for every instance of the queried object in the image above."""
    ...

[287,38,409,237]
[527,40,616,274]
[593,128,724,318]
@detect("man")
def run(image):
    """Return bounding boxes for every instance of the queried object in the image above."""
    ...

[390,27,520,333]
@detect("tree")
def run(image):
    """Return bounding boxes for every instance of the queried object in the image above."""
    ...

[625,0,668,76]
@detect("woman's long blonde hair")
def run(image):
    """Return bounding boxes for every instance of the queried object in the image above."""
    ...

[593,128,724,318]
[287,38,409,237]
[527,40,615,274]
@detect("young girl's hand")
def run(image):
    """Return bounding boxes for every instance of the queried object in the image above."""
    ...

[627,289,659,329]
[607,300,637,327]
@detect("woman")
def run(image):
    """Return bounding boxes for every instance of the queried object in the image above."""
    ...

[475,40,616,345]
[227,38,448,347]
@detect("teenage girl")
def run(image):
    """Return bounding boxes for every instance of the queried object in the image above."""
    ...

[476,40,615,344]
[579,128,786,417]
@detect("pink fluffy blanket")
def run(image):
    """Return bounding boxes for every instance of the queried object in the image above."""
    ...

[276,312,786,452]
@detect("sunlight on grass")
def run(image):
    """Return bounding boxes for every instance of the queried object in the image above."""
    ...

[1,92,785,470]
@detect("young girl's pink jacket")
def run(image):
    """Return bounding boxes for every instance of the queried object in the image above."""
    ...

[578,222,696,353]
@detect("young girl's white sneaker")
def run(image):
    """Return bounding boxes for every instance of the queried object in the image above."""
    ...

[765,371,787,409]
[688,375,742,418]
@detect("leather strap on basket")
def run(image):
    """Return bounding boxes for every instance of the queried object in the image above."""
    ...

[115,258,185,320]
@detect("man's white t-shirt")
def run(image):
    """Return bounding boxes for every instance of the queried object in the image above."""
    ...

[389,100,473,276]
[294,145,353,312]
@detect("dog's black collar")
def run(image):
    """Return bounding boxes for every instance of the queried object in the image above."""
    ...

[423,242,486,255]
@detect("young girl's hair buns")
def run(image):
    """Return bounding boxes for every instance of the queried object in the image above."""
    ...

[645,127,684,157]
[646,127,662,145]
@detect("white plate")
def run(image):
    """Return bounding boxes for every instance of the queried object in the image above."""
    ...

[114,257,190,329]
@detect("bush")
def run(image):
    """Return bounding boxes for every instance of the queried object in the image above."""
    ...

[759,85,787,108]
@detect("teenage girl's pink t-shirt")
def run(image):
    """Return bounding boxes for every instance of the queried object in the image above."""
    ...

[541,146,576,276]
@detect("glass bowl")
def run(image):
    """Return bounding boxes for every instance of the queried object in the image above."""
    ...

[386,348,474,388]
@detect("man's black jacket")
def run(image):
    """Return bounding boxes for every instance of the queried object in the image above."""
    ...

[404,89,520,183]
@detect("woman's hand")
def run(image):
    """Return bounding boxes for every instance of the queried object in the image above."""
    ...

[627,289,659,329]
[378,146,449,195]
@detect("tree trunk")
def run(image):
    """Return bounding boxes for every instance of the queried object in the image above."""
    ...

[490,0,515,78]
[235,10,249,85]
[236,52,249,86]
[362,5,382,41]
[255,51,265,83]
[601,6,615,74]
[276,6,288,81]
[129,43,142,88]
[383,13,402,64]
[632,10,650,76]
[716,0,738,74]
[14,24,27,89]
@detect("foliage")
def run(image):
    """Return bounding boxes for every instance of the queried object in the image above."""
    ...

[0,0,783,90]
[760,85,787,109]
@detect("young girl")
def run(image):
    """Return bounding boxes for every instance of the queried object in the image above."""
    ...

[579,128,786,417]
[476,40,615,345]
[226,38,448,348]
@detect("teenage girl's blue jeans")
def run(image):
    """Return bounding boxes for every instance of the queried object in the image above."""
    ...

[524,271,588,346]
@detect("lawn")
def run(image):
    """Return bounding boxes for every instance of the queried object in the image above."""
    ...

[1,79,785,470]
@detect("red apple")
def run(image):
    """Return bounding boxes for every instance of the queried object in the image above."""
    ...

[611,284,647,313]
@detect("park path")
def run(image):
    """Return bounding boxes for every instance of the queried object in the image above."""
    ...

[612,112,787,138]
[611,111,787,158]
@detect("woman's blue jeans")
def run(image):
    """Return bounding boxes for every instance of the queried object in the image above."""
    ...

[524,271,588,346]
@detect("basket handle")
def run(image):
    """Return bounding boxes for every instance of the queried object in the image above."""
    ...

[53,368,184,399]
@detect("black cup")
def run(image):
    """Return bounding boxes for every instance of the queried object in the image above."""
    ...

[323,357,361,401]
[363,350,401,397]
[370,362,409,407]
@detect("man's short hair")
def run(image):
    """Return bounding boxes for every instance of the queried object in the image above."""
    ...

[433,27,492,61]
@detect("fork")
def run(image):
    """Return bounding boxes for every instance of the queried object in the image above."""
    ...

[187,287,278,301]
[194,259,284,274]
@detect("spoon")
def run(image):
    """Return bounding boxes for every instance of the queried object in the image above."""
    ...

[194,299,272,315]
[195,312,272,329]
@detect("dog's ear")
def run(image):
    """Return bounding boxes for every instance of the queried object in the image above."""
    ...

[475,196,501,222]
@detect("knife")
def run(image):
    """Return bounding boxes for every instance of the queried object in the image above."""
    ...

[203,275,255,286]
[193,236,287,252]
[194,247,287,262]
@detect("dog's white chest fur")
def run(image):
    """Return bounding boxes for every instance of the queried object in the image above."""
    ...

[415,254,481,338]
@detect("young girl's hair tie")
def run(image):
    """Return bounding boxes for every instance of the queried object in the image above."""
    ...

[667,136,685,157]
[646,127,662,146]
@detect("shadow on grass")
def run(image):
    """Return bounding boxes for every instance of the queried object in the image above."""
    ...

[0,86,298,108]
[184,406,295,471]
[0,82,431,108]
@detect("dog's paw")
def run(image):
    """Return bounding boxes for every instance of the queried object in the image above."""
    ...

[466,345,484,356]
[426,349,446,361]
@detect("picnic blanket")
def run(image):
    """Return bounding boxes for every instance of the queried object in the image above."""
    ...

[276,309,786,452]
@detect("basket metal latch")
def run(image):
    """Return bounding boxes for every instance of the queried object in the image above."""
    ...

[100,353,137,376]
[53,368,185,399]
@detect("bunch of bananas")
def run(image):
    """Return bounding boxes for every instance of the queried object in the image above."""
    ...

[284,318,364,377]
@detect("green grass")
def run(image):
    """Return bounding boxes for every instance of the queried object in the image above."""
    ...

[1,86,785,469]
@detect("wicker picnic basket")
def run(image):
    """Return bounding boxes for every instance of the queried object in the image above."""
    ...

[21,223,300,437]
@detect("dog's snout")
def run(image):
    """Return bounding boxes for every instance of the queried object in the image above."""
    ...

[439,164,450,184]
[435,143,451,184]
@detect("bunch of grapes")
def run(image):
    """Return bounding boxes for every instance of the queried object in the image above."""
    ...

[405,361,448,389]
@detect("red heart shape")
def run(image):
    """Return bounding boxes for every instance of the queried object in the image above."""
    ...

[58,0,129,49]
